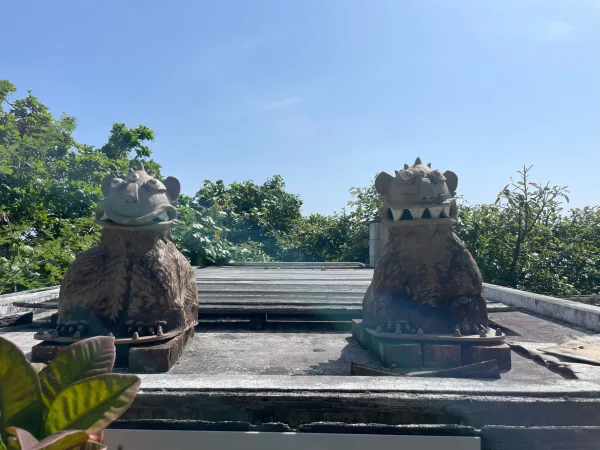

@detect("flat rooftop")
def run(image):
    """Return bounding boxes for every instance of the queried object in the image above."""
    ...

[3,266,597,382]
[3,265,600,447]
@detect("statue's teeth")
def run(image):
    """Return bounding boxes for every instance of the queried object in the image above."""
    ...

[442,204,451,217]
[407,207,424,219]
[390,208,403,221]
[428,206,444,218]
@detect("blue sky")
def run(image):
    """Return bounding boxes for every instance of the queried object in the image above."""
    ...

[2,0,599,214]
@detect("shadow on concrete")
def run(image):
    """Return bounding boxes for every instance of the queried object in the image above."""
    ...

[299,336,385,376]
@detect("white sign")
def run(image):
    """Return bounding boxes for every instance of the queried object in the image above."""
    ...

[104,429,480,450]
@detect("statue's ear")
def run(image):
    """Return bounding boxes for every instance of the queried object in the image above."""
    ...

[101,175,114,197]
[443,170,458,194]
[163,176,181,202]
[374,171,394,195]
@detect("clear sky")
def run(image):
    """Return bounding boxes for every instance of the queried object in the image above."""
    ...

[2,0,599,214]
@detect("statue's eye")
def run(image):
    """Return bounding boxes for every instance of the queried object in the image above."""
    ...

[427,170,446,182]
[397,170,414,181]
[111,178,124,189]
[145,179,167,191]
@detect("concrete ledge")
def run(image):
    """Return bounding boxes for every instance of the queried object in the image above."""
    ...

[484,284,600,333]
[0,286,60,315]
[134,374,600,397]
[122,375,600,428]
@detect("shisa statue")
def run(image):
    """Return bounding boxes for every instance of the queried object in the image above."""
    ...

[363,157,489,336]
[49,164,198,341]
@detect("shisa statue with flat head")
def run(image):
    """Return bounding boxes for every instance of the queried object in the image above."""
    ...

[363,157,489,336]
[48,164,198,341]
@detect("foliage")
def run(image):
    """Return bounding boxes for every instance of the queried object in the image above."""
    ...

[0,335,140,450]
[277,211,369,263]
[191,175,302,260]
[347,180,382,225]
[0,80,161,294]
[171,195,269,267]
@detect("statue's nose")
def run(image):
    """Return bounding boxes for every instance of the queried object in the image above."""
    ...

[124,183,139,203]
[419,178,436,200]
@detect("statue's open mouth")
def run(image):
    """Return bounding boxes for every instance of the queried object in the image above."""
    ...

[386,198,457,222]
[96,204,178,229]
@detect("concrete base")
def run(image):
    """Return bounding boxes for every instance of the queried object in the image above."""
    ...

[128,327,194,373]
[352,320,512,371]
[32,327,194,373]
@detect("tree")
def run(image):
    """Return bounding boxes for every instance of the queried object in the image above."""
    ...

[193,175,302,258]
[0,80,161,293]
[171,194,269,267]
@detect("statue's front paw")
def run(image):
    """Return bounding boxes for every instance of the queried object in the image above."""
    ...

[124,319,168,339]
[457,322,488,337]
[54,322,88,339]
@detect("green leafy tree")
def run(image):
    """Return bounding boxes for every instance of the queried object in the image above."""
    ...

[193,175,302,258]
[171,195,269,267]
[0,80,161,294]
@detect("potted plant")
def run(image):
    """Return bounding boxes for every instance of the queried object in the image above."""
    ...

[0,335,140,450]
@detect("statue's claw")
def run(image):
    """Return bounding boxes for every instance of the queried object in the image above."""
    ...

[73,330,81,339]
[454,325,461,337]
[156,325,164,337]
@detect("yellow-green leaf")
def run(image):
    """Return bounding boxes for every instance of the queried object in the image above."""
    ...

[31,363,47,374]
[44,374,140,435]
[39,337,116,410]
[0,337,43,440]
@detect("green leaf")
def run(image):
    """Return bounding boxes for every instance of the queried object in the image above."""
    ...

[30,430,89,450]
[44,374,141,435]
[39,337,116,410]
[31,363,47,374]
[0,337,43,440]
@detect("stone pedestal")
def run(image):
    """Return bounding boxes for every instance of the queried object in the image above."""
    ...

[352,319,512,372]
[32,327,194,373]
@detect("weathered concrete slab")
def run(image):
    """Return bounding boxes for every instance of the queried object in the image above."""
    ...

[0,286,60,315]
[489,311,591,344]
[485,283,600,333]
[0,311,32,328]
